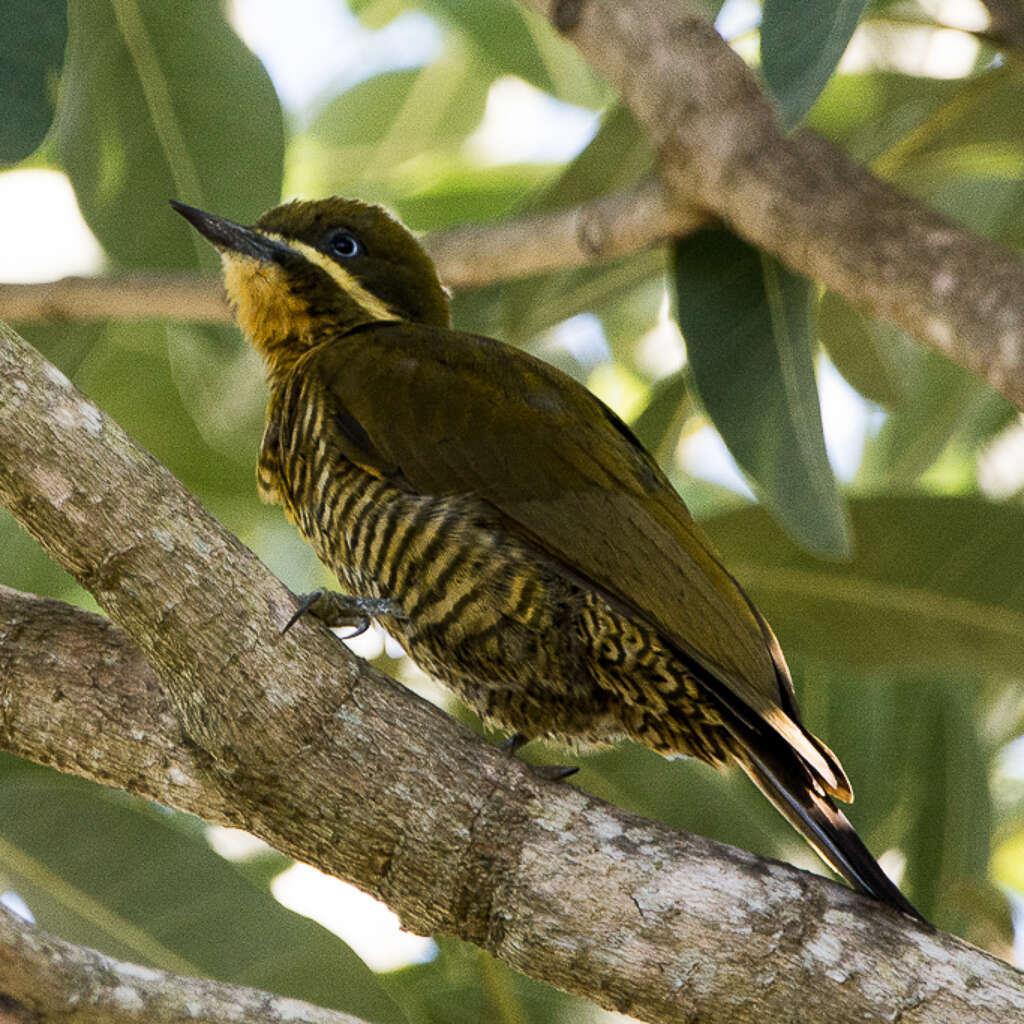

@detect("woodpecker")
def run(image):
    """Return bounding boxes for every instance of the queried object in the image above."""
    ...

[172,196,921,919]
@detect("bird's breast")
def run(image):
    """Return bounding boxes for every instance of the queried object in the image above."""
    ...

[259,396,737,758]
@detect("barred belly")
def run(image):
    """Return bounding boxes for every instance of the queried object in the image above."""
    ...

[268,441,730,766]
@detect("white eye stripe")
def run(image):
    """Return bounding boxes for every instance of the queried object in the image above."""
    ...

[263,232,401,323]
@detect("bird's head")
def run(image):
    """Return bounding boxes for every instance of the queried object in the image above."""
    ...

[172,196,451,375]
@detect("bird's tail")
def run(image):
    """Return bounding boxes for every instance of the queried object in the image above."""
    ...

[733,743,924,922]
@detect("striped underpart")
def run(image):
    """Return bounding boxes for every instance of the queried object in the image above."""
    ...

[263,363,530,662]
[259,363,730,761]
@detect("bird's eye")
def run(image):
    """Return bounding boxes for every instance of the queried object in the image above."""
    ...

[328,230,361,258]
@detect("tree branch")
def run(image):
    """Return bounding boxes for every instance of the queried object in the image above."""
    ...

[0,585,206,809]
[426,178,702,287]
[532,0,1024,412]
[1,323,1022,1022]
[0,904,372,1024]
[0,181,699,324]
[5,5,1024,418]
[981,0,1024,48]
[0,271,228,324]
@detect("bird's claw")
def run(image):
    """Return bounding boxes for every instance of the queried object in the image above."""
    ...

[282,589,326,634]
[283,589,402,638]
[533,764,579,781]
[498,732,530,756]
[498,733,578,781]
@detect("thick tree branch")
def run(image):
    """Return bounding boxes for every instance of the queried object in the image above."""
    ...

[5,591,1024,1024]
[530,0,1024,411]
[0,181,698,323]
[1,323,1023,1022]
[0,585,206,809]
[0,904,371,1024]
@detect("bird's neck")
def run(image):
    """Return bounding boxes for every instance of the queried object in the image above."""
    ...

[221,252,372,383]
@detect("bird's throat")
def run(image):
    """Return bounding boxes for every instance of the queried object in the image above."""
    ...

[220,251,316,378]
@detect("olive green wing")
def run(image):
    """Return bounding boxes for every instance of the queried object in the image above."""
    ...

[308,324,847,796]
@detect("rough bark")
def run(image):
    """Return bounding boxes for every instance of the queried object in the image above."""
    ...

[0,904,371,1024]
[2,324,1023,1023]
[982,0,1024,47]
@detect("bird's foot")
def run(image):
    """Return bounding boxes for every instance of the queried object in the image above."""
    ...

[499,733,578,781]
[498,732,530,756]
[283,589,402,638]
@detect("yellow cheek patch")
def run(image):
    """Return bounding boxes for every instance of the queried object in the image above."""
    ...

[221,252,313,354]
[220,232,404,360]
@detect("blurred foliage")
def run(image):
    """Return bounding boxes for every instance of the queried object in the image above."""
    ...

[761,0,867,128]
[673,231,850,557]
[2,0,1024,1019]
[0,0,67,163]
[0,759,407,1023]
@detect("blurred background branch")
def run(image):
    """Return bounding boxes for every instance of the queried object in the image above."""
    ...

[530,0,1024,411]
[980,0,1024,47]
[0,179,700,322]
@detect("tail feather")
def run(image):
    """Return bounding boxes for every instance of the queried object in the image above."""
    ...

[735,747,924,922]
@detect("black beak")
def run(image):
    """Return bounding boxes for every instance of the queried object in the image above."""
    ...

[170,200,290,262]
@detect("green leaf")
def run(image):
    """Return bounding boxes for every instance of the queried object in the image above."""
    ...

[530,103,651,211]
[631,370,694,457]
[13,319,102,383]
[927,175,1024,249]
[761,0,867,129]
[454,105,657,344]
[672,229,850,557]
[809,71,961,164]
[292,62,490,206]
[0,0,67,163]
[163,322,267,465]
[598,273,670,374]
[994,831,1024,894]
[858,346,1013,488]
[349,0,409,28]
[388,936,587,1024]
[453,248,663,350]
[70,321,251,500]
[55,0,284,269]
[817,291,913,409]
[797,668,996,935]
[0,771,408,1023]
[703,495,1024,678]
[1,321,105,608]
[872,65,1024,186]
[423,0,606,108]
[0,508,87,608]
[388,161,553,230]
